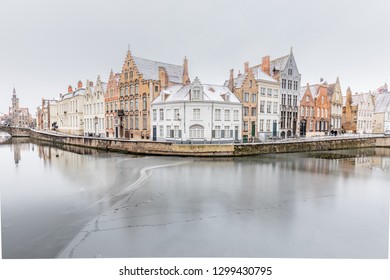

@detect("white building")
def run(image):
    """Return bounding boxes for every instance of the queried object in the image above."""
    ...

[83,76,106,137]
[151,77,242,143]
[356,92,375,134]
[56,81,85,136]
[373,92,390,134]
[253,68,280,140]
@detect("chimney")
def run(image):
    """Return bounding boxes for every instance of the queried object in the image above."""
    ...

[228,69,234,92]
[68,85,73,93]
[244,62,249,74]
[262,56,270,76]
[77,80,83,89]
[182,56,190,85]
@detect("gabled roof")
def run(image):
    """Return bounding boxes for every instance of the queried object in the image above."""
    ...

[327,83,335,97]
[270,55,289,71]
[374,93,390,113]
[223,73,247,89]
[153,83,240,104]
[133,56,183,84]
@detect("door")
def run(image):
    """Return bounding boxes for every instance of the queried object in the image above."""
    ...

[115,127,118,138]
[234,126,239,142]
[272,121,277,137]
[251,121,256,137]
[300,120,307,137]
[152,125,157,141]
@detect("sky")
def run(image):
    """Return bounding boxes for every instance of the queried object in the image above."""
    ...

[1,0,390,116]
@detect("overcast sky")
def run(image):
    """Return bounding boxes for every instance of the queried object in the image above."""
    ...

[1,0,389,115]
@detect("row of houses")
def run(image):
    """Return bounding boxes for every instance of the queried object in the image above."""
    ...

[35,47,390,143]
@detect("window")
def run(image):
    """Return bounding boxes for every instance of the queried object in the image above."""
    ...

[130,100,134,110]
[135,98,139,110]
[166,125,171,138]
[214,126,221,138]
[288,69,292,75]
[174,125,180,138]
[260,87,266,96]
[125,86,128,96]
[174,109,179,120]
[244,93,249,102]
[288,95,292,106]
[273,102,278,114]
[267,88,272,96]
[215,109,221,120]
[135,84,139,95]
[259,119,264,131]
[190,125,204,138]
[130,85,134,95]
[293,95,297,106]
[130,116,134,129]
[143,115,147,130]
[282,94,286,105]
[266,120,271,131]
[288,80,292,90]
[130,71,133,79]
[193,108,200,120]
[251,93,257,102]
[159,125,164,137]
[306,106,309,117]
[135,115,139,129]
[260,101,265,113]
[293,81,298,91]
[243,107,249,116]
[120,88,124,97]
[273,89,278,97]
[142,95,147,109]
[243,121,248,132]
[192,88,201,100]
[155,85,158,92]
[125,100,129,111]
[234,110,239,121]
[224,109,230,121]
[282,79,286,89]
[301,106,304,116]
[251,107,256,116]
[224,126,230,138]
[267,101,272,113]
[166,109,171,120]
[305,95,309,102]
[159,109,164,121]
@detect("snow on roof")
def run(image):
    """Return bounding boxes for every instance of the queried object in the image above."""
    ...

[254,68,278,83]
[374,93,390,113]
[270,55,289,71]
[60,88,86,100]
[153,82,240,104]
[133,56,183,84]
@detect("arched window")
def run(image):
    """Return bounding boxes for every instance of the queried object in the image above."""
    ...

[189,125,204,139]
[142,94,147,109]
[135,84,139,95]
[130,84,134,95]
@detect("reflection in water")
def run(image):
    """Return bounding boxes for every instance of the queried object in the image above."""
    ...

[1,138,389,259]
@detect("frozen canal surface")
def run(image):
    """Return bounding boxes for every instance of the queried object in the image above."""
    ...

[0,135,389,259]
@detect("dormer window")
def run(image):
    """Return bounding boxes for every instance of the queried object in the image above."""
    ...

[191,77,203,101]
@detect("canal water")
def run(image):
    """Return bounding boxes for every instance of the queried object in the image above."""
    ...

[0,132,389,259]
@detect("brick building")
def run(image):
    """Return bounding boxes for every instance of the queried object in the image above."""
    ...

[117,49,188,140]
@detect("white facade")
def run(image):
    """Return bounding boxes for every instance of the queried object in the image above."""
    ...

[356,93,375,134]
[151,77,242,143]
[57,86,85,136]
[373,93,390,134]
[83,76,106,137]
[49,101,58,130]
[254,69,280,140]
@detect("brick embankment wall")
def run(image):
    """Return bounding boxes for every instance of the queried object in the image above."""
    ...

[22,129,390,157]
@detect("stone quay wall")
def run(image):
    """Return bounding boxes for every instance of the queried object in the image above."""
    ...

[2,126,389,157]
